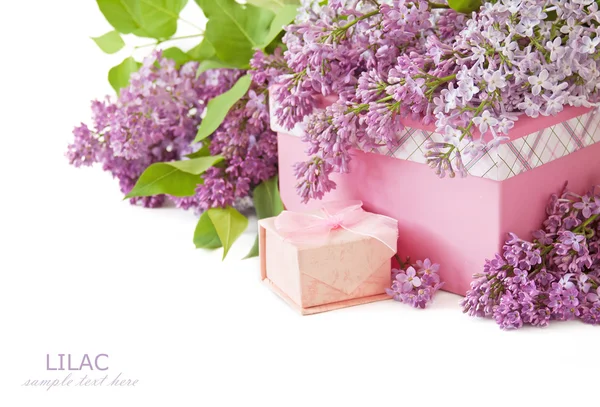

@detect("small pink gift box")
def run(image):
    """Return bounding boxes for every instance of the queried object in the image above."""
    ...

[258,201,398,315]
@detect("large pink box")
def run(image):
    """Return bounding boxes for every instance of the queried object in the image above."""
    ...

[271,95,600,295]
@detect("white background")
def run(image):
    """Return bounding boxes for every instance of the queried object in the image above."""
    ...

[0,1,598,406]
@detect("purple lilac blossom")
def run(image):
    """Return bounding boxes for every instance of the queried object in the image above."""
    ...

[67,50,239,208]
[68,50,279,212]
[462,184,600,329]
[386,258,444,309]
[274,0,600,202]
[179,83,279,211]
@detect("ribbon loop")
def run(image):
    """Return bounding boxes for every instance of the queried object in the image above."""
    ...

[273,200,398,252]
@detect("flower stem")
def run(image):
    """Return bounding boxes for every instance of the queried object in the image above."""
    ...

[347,95,394,114]
[394,253,403,266]
[134,33,204,49]
[425,73,458,98]
[428,2,450,9]
[376,95,394,103]
[339,9,379,31]
[574,213,599,233]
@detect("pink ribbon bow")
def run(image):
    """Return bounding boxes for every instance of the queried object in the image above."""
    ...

[274,200,398,251]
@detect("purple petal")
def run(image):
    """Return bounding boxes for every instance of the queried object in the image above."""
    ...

[396,273,408,283]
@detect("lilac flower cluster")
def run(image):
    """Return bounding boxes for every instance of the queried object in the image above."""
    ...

[462,184,600,329]
[67,50,278,211]
[67,51,237,207]
[273,0,600,202]
[176,85,279,211]
[386,258,443,308]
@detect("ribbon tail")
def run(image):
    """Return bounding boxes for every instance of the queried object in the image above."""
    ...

[341,214,398,253]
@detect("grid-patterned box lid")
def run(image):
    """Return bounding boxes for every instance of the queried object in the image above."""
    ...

[269,97,600,182]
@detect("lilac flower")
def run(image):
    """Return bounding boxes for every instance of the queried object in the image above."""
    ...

[396,267,421,292]
[546,37,565,61]
[441,83,460,113]
[498,310,523,330]
[457,77,479,103]
[293,157,336,203]
[573,195,598,218]
[528,70,552,96]
[483,70,507,92]
[387,258,442,309]
[69,49,279,213]
[413,288,433,309]
[563,287,580,307]
[472,111,498,135]
[581,302,600,324]
[587,287,600,302]
[67,51,240,208]
[578,274,592,293]
[517,97,541,118]
[416,258,439,272]
[558,273,576,289]
[543,94,566,115]
[497,118,515,135]
[560,231,585,252]
[275,0,600,198]
[463,184,600,329]
[579,36,600,54]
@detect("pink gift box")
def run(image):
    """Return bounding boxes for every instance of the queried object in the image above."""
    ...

[270,90,600,296]
[258,215,397,315]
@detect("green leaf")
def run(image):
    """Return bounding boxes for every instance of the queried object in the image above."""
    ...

[244,176,284,260]
[207,207,249,259]
[246,0,299,12]
[125,164,200,198]
[259,4,298,48]
[188,39,234,77]
[161,47,192,67]
[108,57,141,94]
[194,211,223,249]
[96,0,188,39]
[194,74,252,142]
[195,0,274,67]
[167,155,224,174]
[244,236,259,259]
[253,176,284,220]
[125,156,223,198]
[91,30,125,54]
[187,38,216,61]
[447,0,482,13]
[195,60,237,77]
